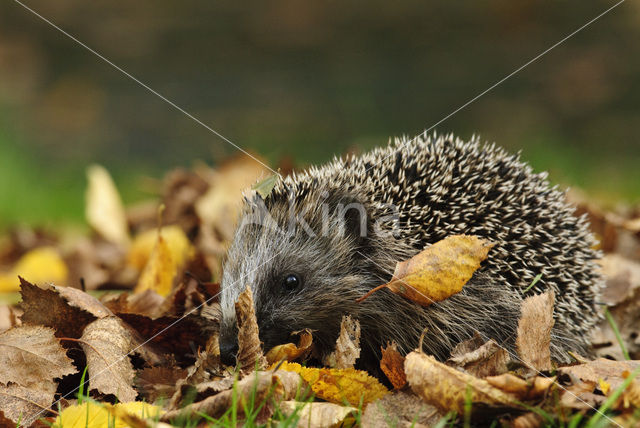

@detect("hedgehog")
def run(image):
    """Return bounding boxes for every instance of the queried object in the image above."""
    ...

[217,133,602,372]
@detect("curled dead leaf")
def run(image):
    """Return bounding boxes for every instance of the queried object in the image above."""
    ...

[516,291,555,371]
[235,286,267,372]
[279,401,356,428]
[447,333,510,378]
[161,370,305,423]
[266,329,313,365]
[380,342,407,390]
[404,351,520,414]
[323,315,360,369]
[485,373,555,400]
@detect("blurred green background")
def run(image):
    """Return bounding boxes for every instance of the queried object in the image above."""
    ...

[0,0,638,228]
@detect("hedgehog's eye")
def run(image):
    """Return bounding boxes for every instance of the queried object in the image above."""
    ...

[282,274,301,292]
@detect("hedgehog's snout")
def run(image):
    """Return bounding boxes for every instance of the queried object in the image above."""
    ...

[219,336,239,366]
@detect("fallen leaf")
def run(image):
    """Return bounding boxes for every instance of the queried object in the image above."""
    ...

[357,235,494,306]
[0,325,76,389]
[195,154,270,243]
[0,305,21,333]
[55,401,162,428]
[0,382,55,427]
[516,291,554,371]
[0,246,68,292]
[279,401,356,428]
[484,373,555,400]
[380,342,407,389]
[511,412,545,428]
[323,315,360,369]
[558,358,640,391]
[80,317,142,402]
[86,164,130,246]
[20,277,112,339]
[134,227,183,297]
[127,225,194,273]
[161,370,304,423]
[404,351,519,414]
[266,329,313,365]
[135,367,187,404]
[277,362,388,406]
[447,333,510,378]
[115,313,208,364]
[235,286,267,372]
[361,391,442,428]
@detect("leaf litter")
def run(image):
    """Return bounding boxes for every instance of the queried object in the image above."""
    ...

[0,158,638,426]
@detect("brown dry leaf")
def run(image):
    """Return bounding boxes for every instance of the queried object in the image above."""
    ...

[135,367,187,404]
[323,315,360,369]
[266,329,313,365]
[85,164,130,247]
[485,373,555,400]
[404,351,519,414]
[116,313,208,365]
[358,235,494,306]
[104,289,166,318]
[511,412,545,428]
[20,277,112,339]
[0,246,68,292]
[380,342,407,389]
[361,391,442,428]
[594,254,640,360]
[447,333,510,377]
[279,401,356,428]
[278,362,388,406]
[235,286,267,372]
[161,370,304,423]
[80,316,142,402]
[134,228,182,297]
[516,291,554,371]
[0,305,21,333]
[558,358,640,391]
[195,154,270,243]
[0,382,55,427]
[0,325,76,389]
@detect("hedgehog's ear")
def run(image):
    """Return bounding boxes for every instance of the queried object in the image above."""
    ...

[331,195,371,242]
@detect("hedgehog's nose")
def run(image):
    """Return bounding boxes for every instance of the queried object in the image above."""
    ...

[220,338,239,367]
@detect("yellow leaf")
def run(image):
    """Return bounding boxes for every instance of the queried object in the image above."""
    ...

[277,362,388,406]
[0,247,68,292]
[85,164,130,246]
[265,329,313,364]
[134,226,190,296]
[127,225,194,272]
[56,401,162,428]
[358,235,494,306]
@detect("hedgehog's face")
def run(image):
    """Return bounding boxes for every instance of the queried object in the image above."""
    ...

[218,192,370,366]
